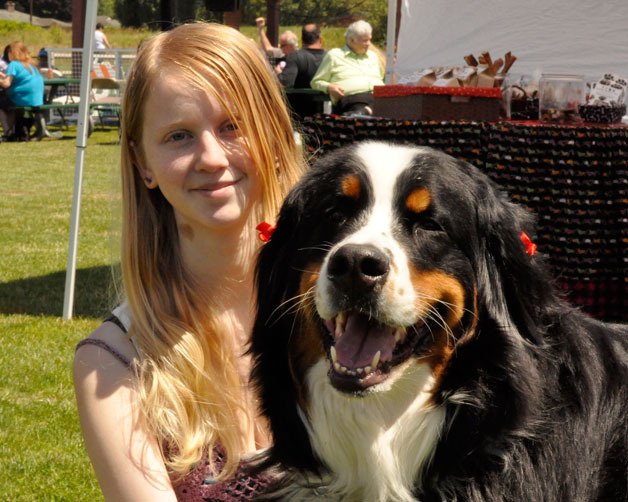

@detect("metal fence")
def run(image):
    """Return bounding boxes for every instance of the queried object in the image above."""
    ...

[43,48,135,126]
[46,48,137,80]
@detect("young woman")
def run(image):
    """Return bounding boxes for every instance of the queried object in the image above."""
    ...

[74,22,304,501]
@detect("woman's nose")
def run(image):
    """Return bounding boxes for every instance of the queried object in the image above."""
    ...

[196,130,230,171]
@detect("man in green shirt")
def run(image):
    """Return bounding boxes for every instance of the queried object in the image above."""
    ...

[310,20,384,115]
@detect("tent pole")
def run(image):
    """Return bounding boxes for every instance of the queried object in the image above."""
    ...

[63,0,98,320]
[385,0,398,84]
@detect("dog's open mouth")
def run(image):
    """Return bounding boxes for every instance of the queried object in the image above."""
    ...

[322,311,430,393]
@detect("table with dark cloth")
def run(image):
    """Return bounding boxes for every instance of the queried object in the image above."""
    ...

[299,115,627,323]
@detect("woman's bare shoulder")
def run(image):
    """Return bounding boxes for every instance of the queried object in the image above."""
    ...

[73,320,138,392]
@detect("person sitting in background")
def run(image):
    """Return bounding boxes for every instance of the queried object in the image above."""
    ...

[279,23,326,89]
[255,17,298,71]
[0,41,44,139]
[73,22,304,500]
[310,19,384,116]
[37,48,63,78]
[0,45,9,73]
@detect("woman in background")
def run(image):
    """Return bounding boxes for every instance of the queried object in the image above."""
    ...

[74,22,304,501]
[0,41,44,138]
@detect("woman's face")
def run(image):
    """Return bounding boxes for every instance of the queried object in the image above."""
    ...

[137,72,262,235]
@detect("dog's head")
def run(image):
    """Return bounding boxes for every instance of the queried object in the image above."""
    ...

[251,141,553,471]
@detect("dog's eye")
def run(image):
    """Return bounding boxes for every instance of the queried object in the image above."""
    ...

[407,211,444,233]
[416,218,443,232]
[326,195,355,225]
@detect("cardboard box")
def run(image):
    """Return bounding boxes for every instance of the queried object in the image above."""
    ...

[373,85,502,121]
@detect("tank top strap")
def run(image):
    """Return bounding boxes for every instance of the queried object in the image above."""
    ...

[75,338,132,369]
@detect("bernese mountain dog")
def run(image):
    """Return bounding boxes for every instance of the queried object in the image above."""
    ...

[250,141,627,501]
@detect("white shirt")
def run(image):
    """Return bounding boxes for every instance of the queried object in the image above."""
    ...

[94,29,108,50]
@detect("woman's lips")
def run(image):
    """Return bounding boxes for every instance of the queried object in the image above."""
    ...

[192,179,241,196]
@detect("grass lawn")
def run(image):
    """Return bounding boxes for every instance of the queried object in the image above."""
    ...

[0,125,121,500]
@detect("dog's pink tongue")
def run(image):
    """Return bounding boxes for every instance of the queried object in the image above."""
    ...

[335,312,396,369]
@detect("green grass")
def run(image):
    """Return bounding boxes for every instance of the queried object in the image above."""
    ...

[0,20,348,58]
[0,126,121,500]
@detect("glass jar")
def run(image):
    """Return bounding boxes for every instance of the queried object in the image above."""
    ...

[539,74,585,123]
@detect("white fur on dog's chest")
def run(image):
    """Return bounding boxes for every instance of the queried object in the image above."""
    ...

[293,359,446,501]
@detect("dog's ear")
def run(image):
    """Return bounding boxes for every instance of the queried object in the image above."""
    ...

[460,163,556,345]
[250,179,322,472]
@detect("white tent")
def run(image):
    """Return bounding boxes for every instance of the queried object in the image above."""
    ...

[391,0,628,83]
[63,0,98,319]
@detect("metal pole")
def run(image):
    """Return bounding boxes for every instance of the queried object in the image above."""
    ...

[385,0,398,85]
[63,0,98,320]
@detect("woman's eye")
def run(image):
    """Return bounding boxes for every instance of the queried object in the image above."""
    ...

[221,121,239,134]
[166,131,191,143]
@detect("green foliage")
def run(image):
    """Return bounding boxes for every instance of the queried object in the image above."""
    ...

[241,0,388,44]
[98,0,117,18]
[0,126,122,500]
[115,0,160,29]
[32,0,72,22]
[0,21,153,56]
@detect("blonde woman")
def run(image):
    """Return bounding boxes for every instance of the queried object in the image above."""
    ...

[0,41,44,137]
[74,22,304,501]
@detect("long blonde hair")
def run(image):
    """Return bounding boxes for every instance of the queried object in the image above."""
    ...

[119,22,303,478]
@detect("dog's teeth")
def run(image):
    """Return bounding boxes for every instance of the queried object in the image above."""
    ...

[334,362,341,371]
[335,311,347,337]
[357,367,363,374]
[364,365,372,374]
[371,351,381,369]
[339,365,348,374]
[330,346,337,363]
[347,369,356,376]
[395,331,401,343]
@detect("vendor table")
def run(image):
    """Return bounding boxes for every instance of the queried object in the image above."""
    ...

[300,116,627,323]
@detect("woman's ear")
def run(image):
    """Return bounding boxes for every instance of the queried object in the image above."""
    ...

[130,140,157,189]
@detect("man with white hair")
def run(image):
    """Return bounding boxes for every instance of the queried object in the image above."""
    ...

[310,19,384,115]
[256,17,298,70]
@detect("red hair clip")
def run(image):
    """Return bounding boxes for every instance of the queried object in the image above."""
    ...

[256,221,276,242]
[520,231,537,256]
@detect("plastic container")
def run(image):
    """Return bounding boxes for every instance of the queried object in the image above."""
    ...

[538,74,584,123]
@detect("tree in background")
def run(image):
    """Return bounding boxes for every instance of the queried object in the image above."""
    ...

[32,0,72,22]
[98,0,117,18]
[85,0,387,42]
[241,0,387,44]
[114,0,160,28]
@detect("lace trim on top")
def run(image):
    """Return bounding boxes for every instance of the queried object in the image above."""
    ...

[75,337,132,368]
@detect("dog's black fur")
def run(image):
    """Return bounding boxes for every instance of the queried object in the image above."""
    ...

[250,142,627,501]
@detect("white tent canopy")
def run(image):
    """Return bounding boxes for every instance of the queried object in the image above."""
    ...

[393,0,628,83]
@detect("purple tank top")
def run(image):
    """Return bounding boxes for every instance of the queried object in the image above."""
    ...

[76,315,275,501]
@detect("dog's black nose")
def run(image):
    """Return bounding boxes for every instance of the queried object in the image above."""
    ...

[327,244,390,295]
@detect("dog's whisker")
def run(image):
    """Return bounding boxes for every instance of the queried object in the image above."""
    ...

[266,288,316,325]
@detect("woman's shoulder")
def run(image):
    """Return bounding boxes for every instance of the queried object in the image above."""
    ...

[6,60,21,74]
[74,311,138,373]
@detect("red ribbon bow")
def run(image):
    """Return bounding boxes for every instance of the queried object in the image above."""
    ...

[256,221,276,242]
[520,231,537,256]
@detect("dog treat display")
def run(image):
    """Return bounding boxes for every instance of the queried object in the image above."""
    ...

[538,73,585,123]
[415,50,517,89]
[579,74,627,123]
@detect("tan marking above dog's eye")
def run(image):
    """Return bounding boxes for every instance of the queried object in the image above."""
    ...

[406,187,431,213]
[341,174,361,199]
